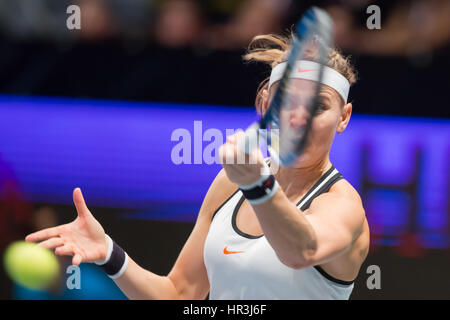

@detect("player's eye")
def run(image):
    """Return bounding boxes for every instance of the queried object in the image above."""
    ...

[316,102,326,113]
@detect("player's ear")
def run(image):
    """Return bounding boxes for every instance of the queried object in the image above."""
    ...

[337,102,352,134]
[261,89,269,115]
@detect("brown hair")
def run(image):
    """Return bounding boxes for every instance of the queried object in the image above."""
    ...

[243,34,357,113]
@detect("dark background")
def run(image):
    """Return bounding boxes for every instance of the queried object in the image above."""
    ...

[1,35,449,118]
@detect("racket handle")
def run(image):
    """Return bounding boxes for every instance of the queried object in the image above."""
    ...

[267,145,280,167]
[237,123,260,155]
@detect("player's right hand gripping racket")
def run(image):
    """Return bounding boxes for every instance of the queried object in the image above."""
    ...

[238,7,333,168]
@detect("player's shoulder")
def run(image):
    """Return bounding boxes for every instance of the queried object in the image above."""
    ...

[330,178,363,206]
[198,168,238,221]
[310,178,365,222]
[212,168,238,198]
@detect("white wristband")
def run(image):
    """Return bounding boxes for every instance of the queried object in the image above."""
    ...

[95,234,113,266]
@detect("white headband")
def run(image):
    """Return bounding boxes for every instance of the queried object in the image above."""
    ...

[268,60,350,103]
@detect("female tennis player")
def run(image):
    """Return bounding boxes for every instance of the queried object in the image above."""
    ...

[26,34,369,300]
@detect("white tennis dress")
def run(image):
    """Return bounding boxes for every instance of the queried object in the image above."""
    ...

[203,165,354,300]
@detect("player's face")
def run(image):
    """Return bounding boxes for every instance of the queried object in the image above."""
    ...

[279,79,317,131]
[265,82,350,168]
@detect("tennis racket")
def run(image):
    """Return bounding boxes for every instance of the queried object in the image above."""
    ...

[238,7,334,167]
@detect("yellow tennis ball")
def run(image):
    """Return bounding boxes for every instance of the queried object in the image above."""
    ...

[3,241,60,290]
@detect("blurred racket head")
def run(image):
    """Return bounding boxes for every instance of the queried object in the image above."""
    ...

[262,7,334,166]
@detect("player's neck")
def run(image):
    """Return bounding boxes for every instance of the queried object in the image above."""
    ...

[273,156,332,201]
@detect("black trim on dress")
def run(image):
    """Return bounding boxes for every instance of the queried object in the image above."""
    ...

[296,165,337,209]
[314,266,354,286]
[211,189,240,222]
[231,194,264,239]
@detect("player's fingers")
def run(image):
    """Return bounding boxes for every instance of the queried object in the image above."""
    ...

[226,130,245,144]
[25,226,62,243]
[235,130,245,140]
[73,188,92,219]
[55,244,74,257]
[219,143,237,165]
[37,237,64,250]
[72,253,83,266]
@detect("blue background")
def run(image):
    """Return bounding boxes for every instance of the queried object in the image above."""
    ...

[0,95,449,249]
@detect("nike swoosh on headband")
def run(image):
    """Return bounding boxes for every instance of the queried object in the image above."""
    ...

[269,60,350,103]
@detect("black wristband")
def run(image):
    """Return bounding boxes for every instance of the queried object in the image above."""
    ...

[239,175,279,205]
[98,236,128,279]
